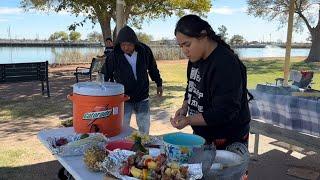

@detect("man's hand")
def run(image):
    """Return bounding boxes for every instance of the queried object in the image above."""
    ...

[157,86,163,97]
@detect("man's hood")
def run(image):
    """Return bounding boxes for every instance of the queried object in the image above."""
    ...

[115,26,139,46]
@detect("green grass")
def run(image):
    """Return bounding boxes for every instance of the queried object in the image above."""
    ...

[158,62,188,83]
[0,149,26,167]
[149,59,320,109]
[150,62,187,109]
[244,60,320,89]
[0,96,72,121]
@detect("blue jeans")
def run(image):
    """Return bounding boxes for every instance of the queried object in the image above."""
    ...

[123,100,150,134]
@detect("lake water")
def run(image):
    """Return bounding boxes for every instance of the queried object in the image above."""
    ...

[0,46,104,64]
[235,46,309,59]
[0,45,310,64]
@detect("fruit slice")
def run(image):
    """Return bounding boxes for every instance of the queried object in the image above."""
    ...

[120,165,131,176]
[147,161,157,170]
[130,166,142,178]
[105,140,134,151]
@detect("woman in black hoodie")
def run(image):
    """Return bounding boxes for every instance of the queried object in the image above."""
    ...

[170,15,252,150]
[104,26,163,135]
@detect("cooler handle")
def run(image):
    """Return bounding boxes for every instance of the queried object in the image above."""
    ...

[67,93,73,101]
[123,94,130,102]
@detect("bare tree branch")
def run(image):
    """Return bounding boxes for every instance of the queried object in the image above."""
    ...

[296,10,313,31]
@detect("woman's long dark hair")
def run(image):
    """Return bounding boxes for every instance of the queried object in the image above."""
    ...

[174,14,235,55]
[175,14,254,101]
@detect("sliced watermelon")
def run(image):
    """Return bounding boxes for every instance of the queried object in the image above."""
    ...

[105,140,134,151]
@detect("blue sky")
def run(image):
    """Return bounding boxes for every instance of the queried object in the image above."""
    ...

[0,0,311,42]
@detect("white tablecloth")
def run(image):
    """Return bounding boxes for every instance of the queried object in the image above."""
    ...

[38,127,133,180]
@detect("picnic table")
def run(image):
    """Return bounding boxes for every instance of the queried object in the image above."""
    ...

[249,85,320,154]
[38,127,133,180]
[38,128,250,179]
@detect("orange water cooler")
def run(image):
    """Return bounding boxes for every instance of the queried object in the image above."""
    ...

[68,82,129,137]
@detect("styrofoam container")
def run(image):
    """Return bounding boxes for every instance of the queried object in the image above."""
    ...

[205,150,249,180]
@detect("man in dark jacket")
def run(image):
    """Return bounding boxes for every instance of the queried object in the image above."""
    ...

[104,26,163,134]
[104,37,114,56]
[100,37,114,75]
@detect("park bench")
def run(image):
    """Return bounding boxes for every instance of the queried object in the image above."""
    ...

[0,61,50,97]
[74,57,104,83]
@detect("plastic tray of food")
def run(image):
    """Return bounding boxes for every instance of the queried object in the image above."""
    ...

[46,133,108,156]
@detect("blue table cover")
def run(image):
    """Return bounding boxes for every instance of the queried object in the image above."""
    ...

[249,88,320,137]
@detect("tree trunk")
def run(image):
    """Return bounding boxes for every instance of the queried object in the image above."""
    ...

[113,26,117,42]
[98,16,112,45]
[305,27,320,62]
[112,10,128,42]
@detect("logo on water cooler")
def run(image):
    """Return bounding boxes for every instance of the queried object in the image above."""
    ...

[82,107,119,120]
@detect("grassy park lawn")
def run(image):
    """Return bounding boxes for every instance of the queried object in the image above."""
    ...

[1,57,320,178]
[150,58,320,109]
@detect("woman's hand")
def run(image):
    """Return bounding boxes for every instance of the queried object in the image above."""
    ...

[171,101,189,129]
[170,116,190,130]
[174,107,187,118]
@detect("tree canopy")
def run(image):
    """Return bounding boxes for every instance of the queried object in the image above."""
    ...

[247,0,320,62]
[136,32,153,44]
[49,31,68,41]
[217,25,228,41]
[230,34,245,45]
[69,31,81,41]
[21,0,211,43]
[87,31,103,42]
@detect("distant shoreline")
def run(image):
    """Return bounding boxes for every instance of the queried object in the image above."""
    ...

[277,44,311,48]
[242,56,307,61]
[0,39,312,49]
[232,44,267,48]
[0,39,103,47]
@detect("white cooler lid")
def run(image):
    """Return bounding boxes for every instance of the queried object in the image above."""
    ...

[73,82,124,96]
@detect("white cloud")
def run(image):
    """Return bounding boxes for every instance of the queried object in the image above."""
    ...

[0,6,87,18]
[0,7,22,15]
[28,7,86,17]
[0,6,70,16]
[210,6,246,15]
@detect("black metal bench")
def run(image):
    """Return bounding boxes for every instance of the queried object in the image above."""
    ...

[0,61,50,97]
